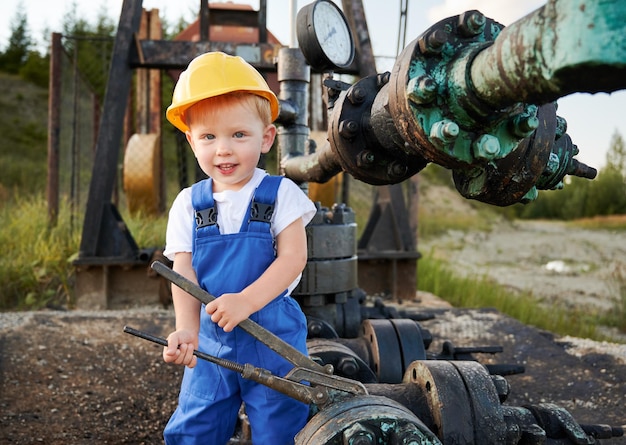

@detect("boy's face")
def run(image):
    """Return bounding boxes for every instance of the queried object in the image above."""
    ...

[185,100,276,192]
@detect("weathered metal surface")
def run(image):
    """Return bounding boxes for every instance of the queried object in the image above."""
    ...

[130,40,282,70]
[78,0,143,259]
[47,32,62,225]
[277,47,311,182]
[282,140,343,184]
[361,318,427,383]
[470,0,626,107]
[293,203,358,298]
[357,184,420,300]
[329,73,429,185]
[295,395,442,444]
[451,103,557,205]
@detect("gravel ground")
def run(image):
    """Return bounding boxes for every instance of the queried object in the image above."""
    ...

[1,301,625,444]
[421,219,626,313]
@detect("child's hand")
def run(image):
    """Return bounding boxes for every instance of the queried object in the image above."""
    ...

[206,293,256,332]
[163,329,198,368]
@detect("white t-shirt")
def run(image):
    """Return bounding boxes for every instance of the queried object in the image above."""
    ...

[164,168,317,293]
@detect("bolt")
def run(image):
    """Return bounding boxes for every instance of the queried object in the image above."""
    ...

[568,158,597,179]
[387,161,409,179]
[337,357,359,376]
[458,10,486,37]
[377,71,390,88]
[544,152,560,175]
[308,320,323,336]
[407,75,437,105]
[389,424,428,445]
[473,134,501,160]
[314,391,328,404]
[511,113,539,138]
[418,29,447,55]
[430,119,460,146]
[338,120,359,139]
[356,151,375,168]
[490,375,511,403]
[343,424,375,445]
[399,436,422,445]
[347,86,367,105]
[555,116,568,140]
[350,436,374,445]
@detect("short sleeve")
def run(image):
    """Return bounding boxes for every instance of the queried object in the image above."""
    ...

[163,187,194,261]
[271,178,317,237]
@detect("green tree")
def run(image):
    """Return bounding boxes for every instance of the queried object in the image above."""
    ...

[61,1,116,99]
[19,51,50,88]
[0,2,32,74]
[583,131,626,216]
[560,176,591,219]
[606,130,626,178]
[586,168,626,215]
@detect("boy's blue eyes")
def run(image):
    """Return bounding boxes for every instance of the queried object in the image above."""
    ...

[202,132,245,140]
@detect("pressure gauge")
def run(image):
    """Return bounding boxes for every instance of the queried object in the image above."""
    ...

[296,0,355,71]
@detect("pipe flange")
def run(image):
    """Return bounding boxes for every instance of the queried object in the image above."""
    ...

[329,75,426,185]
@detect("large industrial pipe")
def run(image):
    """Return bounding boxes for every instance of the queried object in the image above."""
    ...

[469,0,626,108]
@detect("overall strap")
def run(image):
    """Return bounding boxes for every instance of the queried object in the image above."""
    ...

[242,175,283,233]
[191,178,220,236]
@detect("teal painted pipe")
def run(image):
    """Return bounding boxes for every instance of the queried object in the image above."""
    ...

[469,0,626,107]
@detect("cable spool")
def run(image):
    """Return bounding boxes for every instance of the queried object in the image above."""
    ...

[123,133,161,215]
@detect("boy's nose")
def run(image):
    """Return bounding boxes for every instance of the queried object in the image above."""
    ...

[215,140,232,156]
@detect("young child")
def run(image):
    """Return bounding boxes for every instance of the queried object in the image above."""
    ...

[162,52,317,444]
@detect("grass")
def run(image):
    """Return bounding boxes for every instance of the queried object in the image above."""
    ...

[417,252,602,340]
[0,194,168,310]
[566,214,626,231]
[0,194,79,309]
[601,262,626,333]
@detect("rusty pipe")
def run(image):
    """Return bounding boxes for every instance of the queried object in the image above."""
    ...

[282,140,343,184]
[469,0,626,108]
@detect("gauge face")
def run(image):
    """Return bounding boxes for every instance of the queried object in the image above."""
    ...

[297,0,355,71]
[312,1,354,67]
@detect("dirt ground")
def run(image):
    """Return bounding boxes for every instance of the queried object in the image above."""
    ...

[420,218,626,340]
[421,218,626,311]
[1,220,626,444]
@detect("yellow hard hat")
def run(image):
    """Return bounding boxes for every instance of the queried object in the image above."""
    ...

[166,52,279,132]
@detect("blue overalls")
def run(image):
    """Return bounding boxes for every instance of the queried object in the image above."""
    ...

[164,176,310,445]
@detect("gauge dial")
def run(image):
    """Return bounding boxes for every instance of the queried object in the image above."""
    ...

[297,0,355,71]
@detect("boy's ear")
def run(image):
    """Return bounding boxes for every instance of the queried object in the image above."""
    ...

[185,131,197,154]
[261,124,277,154]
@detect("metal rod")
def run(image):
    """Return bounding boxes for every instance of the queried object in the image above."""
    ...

[47,32,62,227]
[124,325,323,405]
[150,261,329,374]
[123,325,244,373]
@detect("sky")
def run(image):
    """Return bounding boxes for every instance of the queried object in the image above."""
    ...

[2,0,625,171]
